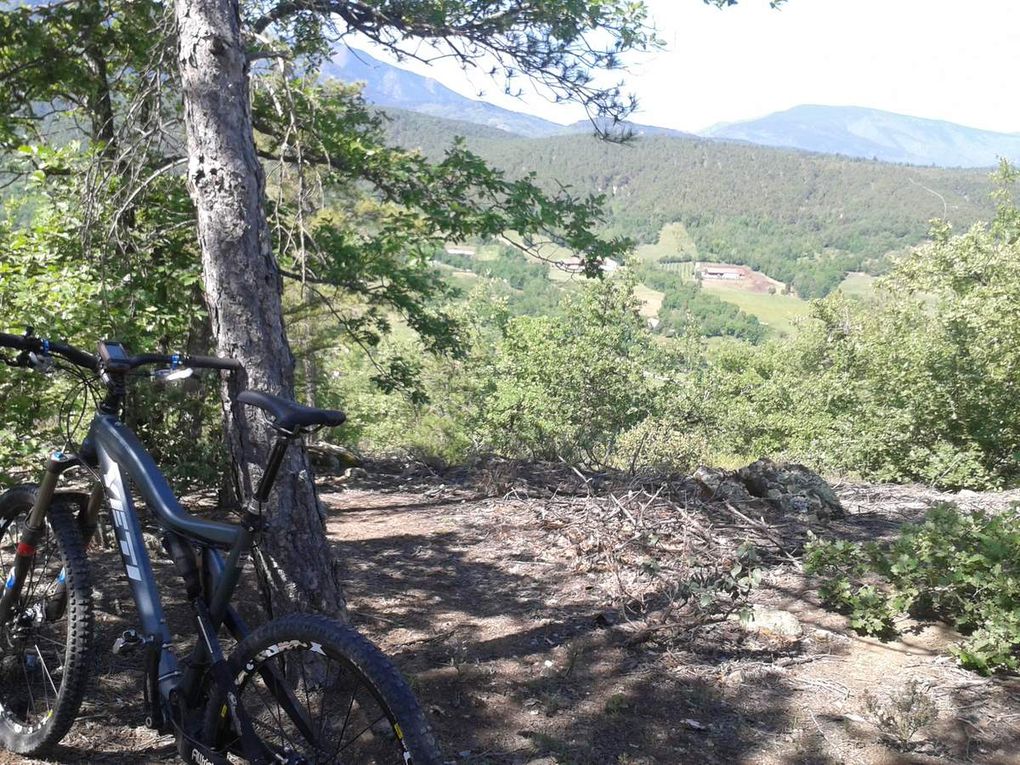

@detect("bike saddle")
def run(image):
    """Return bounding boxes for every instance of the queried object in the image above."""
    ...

[237,390,346,432]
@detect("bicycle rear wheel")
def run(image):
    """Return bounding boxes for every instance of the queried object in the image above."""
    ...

[203,613,442,764]
[0,486,94,754]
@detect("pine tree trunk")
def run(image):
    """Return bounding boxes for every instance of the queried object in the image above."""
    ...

[173,0,345,620]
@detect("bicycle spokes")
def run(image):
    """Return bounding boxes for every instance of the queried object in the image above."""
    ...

[226,648,406,763]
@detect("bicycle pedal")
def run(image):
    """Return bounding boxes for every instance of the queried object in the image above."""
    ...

[112,629,144,656]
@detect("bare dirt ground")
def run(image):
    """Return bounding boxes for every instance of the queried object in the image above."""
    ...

[3,466,1020,765]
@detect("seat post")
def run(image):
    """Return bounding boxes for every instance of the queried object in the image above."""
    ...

[254,434,294,503]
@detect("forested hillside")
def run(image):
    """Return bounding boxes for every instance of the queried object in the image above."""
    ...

[383,108,996,296]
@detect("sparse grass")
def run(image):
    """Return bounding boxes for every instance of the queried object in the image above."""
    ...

[605,693,633,716]
[475,244,501,261]
[634,222,699,264]
[447,270,481,287]
[633,283,664,320]
[634,242,693,265]
[547,263,578,283]
[839,271,878,300]
[634,242,667,263]
[530,240,583,282]
[701,280,812,336]
[863,680,938,751]
[433,262,482,292]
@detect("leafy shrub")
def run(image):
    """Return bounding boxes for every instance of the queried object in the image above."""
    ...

[481,278,652,468]
[805,503,1020,674]
[0,148,220,488]
[700,166,1020,489]
[684,543,763,622]
[615,417,712,474]
[803,538,896,636]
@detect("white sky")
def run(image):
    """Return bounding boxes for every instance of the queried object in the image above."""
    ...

[351,0,1020,134]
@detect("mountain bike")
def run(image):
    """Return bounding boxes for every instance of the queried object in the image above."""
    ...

[0,330,442,764]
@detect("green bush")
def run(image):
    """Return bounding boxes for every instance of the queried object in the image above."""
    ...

[481,277,653,467]
[615,417,712,474]
[703,166,1020,489]
[803,538,896,636]
[805,503,1020,674]
[0,149,221,489]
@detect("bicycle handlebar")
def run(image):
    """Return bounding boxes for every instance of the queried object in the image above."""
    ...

[0,332,242,374]
[126,353,242,372]
[181,354,243,372]
[0,331,100,372]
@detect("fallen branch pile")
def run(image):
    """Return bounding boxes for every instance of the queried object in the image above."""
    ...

[493,461,844,643]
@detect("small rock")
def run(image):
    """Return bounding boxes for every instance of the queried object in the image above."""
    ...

[740,606,803,639]
[810,627,850,648]
[693,465,755,504]
[681,718,707,731]
[737,458,845,519]
[724,669,744,685]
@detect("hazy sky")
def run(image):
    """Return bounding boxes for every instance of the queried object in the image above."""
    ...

[353,0,1020,134]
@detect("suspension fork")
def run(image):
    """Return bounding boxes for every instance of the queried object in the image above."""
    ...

[78,481,105,548]
[0,451,78,627]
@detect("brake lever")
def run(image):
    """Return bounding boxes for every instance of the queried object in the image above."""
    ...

[5,349,36,369]
[27,351,54,373]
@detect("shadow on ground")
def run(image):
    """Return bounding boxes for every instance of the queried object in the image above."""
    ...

[9,474,1020,765]
[329,489,804,764]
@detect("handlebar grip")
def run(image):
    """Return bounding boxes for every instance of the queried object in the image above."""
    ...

[183,355,243,372]
[0,332,31,351]
[0,332,98,371]
[51,342,99,372]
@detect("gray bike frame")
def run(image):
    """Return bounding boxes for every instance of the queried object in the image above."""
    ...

[87,413,251,702]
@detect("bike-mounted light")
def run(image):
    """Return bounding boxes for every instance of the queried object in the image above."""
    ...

[153,367,194,383]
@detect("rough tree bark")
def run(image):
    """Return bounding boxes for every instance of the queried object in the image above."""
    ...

[173,0,345,619]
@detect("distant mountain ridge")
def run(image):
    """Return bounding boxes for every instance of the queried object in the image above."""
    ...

[325,49,1020,168]
[323,48,692,140]
[702,105,1020,168]
[322,48,564,137]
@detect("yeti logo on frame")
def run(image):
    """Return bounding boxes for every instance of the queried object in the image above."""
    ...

[103,462,142,581]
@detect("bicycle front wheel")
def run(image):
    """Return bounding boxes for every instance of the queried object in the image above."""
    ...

[0,487,94,755]
[203,613,442,764]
